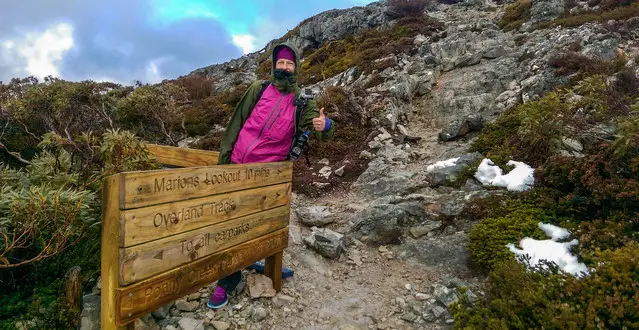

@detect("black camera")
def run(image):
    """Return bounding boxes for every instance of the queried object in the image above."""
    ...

[288,130,310,161]
[288,88,314,163]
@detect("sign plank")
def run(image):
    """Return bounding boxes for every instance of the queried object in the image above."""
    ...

[119,162,292,209]
[119,205,289,285]
[115,228,288,325]
[146,144,220,167]
[120,183,291,247]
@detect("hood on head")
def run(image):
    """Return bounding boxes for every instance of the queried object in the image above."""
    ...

[271,41,301,77]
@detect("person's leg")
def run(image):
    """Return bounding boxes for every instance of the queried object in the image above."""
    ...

[217,271,242,292]
[208,271,241,309]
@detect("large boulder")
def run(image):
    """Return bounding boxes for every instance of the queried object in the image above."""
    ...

[295,206,336,227]
[350,204,408,245]
[303,227,347,259]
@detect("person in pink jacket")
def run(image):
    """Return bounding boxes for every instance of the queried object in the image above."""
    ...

[209,42,335,309]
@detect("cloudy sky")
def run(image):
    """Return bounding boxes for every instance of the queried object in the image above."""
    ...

[0,0,377,85]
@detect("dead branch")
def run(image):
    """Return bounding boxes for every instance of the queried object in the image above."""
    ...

[0,142,31,164]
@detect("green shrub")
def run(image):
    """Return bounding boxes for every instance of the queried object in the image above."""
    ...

[453,244,639,329]
[0,77,127,152]
[469,92,567,167]
[560,243,639,329]
[612,111,639,156]
[571,213,638,263]
[468,110,520,167]
[468,206,550,271]
[171,74,213,100]
[499,0,532,31]
[115,83,189,145]
[0,128,158,328]
[451,259,566,330]
[536,144,639,219]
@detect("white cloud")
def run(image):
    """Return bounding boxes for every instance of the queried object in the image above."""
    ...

[250,18,294,53]
[232,34,256,54]
[0,22,74,80]
[145,57,172,83]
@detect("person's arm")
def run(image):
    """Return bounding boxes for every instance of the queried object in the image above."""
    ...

[300,98,335,140]
[218,80,265,164]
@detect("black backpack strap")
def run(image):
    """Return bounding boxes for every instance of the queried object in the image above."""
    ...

[256,80,270,102]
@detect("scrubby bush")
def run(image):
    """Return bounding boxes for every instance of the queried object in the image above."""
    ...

[468,205,553,270]
[451,259,566,329]
[549,52,628,79]
[499,0,532,31]
[469,92,567,167]
[536,145,639,219]
[541,1,639,28]
[0,77,126,153]
[0,127,158,328]
[387,0,432,18]
[171,74,214,100]
[453,244,639,329]
[115,83,190,145]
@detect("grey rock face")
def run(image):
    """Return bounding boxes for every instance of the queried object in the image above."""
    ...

[296,2,389,48]
[530,0,565,24]
[581,37,619,61]
[354,171,418,199]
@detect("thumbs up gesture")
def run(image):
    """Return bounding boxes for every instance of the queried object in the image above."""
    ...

[312,108,326,132]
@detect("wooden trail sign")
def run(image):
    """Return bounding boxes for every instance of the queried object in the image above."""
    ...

[116,228,288,325]
[146,144,220,167]
[101,150,292,329]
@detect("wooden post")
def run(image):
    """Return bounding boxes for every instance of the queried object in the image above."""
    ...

[65,266,82,311]
[264,251,283,292]
[101,174,127,330]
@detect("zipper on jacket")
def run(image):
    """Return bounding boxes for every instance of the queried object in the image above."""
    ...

[267,105,286,131]
[241,94,285,163]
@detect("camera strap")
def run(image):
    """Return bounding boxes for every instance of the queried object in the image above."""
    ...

[293,92,309,134]
[292,89,312,166]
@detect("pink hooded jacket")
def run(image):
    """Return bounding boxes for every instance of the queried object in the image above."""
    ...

[230,84,296,164]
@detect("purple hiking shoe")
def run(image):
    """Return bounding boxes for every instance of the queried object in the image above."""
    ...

[207,286,228,309]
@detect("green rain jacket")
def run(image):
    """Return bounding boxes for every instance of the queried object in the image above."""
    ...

[217,41,335,165]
